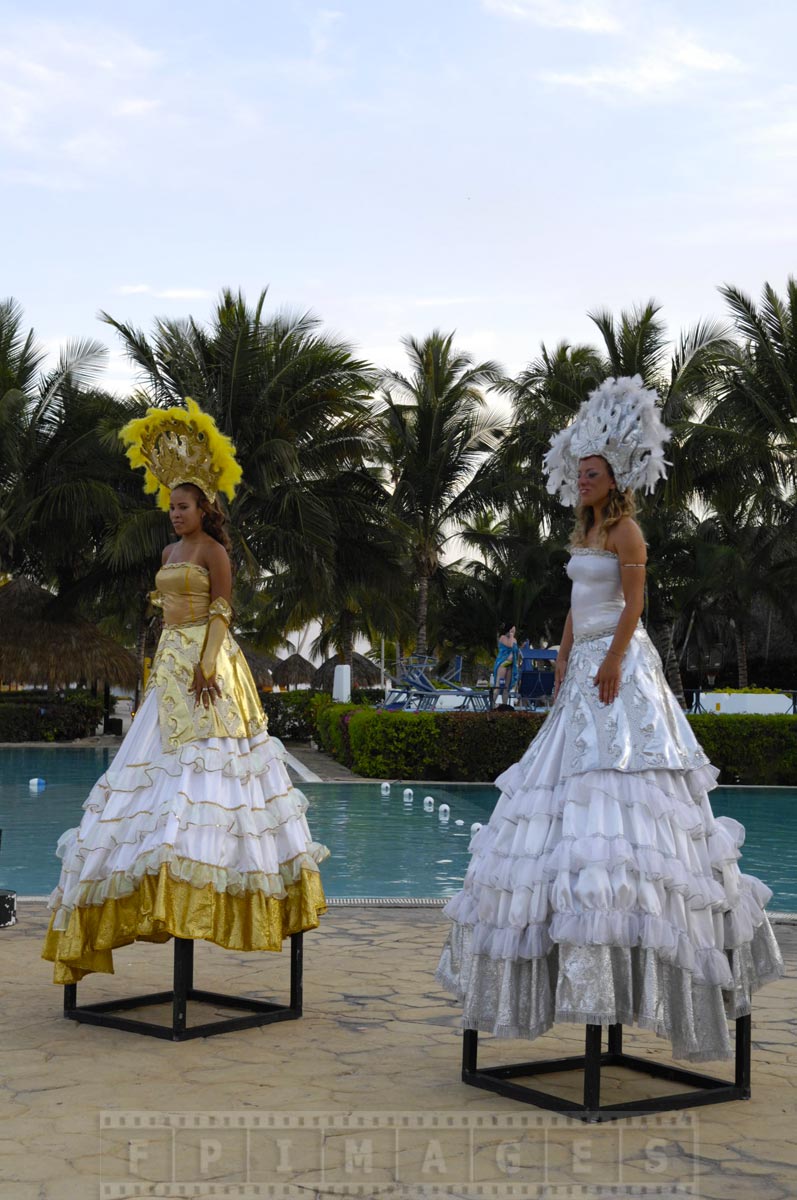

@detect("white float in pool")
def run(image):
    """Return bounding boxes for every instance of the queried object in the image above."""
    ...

[455,819,464,826]
[423,796,435,811]
[380,782,391,795]
[470,822,483,835]
[28,778,46,792]
[403,788,413,801]
[438,803,450,821]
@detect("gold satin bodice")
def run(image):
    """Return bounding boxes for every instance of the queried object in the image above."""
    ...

[153,561,211,626]
[147,562,266,750]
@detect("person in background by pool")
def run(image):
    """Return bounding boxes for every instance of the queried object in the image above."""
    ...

[43,399,328,986]
[492,622,518,705]
[437,375,784,1065]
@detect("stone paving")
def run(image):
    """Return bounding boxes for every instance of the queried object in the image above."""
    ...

[1,903,794,1199]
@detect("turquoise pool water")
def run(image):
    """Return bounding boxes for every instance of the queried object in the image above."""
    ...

[0,748,793,907]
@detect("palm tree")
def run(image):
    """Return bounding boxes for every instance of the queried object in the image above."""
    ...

[496,341,605,533]
[377,331,506,657]
[715,279,797,502]
[268,471,410,667]
[101,289,378,581]
[678,501,797,686]
[0,298,110,579]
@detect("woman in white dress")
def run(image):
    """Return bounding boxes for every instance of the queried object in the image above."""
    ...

[437,376,783,1062]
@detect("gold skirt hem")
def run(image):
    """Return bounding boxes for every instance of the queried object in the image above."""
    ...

[42,863,327,985]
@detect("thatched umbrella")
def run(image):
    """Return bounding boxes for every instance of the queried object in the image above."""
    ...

[271,652,315,689]
[239,644,277,690]
[312,652,381,692]
[0,578,139,689]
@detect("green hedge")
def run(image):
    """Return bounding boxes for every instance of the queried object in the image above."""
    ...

[258,688,383,741]
[316,706,546,779]
[314,704,797,784]
[686,715,797,785]
[0,692,105,742]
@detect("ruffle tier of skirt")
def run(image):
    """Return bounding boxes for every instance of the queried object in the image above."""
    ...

[43,690,328,983]
[437,759,784,1060]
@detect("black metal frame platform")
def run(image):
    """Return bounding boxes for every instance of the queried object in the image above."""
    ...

[462,1016,751,1122]
[62,933,303,1041]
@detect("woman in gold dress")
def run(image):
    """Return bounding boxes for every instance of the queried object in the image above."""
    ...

[43,399,327,984]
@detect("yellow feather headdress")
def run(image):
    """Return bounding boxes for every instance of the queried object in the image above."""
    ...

[119,398,242,511]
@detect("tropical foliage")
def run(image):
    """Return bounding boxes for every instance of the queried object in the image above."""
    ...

[2,278,797,691]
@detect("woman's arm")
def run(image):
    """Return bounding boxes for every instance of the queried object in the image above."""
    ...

[192,543,233,707]
[594,519,647,703]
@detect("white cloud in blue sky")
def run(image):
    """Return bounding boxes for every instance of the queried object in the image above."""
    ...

[1,0,795,393]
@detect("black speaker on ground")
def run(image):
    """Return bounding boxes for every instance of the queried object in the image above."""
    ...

[0,832,17,927]
[0,889,16,928]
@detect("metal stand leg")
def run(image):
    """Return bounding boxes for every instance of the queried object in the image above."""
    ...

[62,932,305,1041]
[290,933,303,1016]
[735,1013,751,1098]
[461,1017,753,1122]
[583,1025,602,1117]
[172,938,193,1038]
[462,1028,478,1076]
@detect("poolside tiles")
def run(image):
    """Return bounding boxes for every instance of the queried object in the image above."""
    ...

[0,904,795,1199]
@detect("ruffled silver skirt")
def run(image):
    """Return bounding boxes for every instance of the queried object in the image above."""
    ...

[436,626,784,1062]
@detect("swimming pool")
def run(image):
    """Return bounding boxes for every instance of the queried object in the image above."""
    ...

[0,748,794,907]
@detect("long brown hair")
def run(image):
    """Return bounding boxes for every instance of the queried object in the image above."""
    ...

[569,459,637,548]
[177,483,233,556]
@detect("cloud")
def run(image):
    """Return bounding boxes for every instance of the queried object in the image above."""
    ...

[482,0,623,34]
[113,98,162,118]
[414,296,484,307]
[309,8,344,57]
[0,22,163,182]
[115,285,213,300]
[542,31,744,98]
[749,114,797,159]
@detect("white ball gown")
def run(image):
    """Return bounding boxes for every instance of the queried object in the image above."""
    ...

[437,548,784,1062]
[43,562,328,984]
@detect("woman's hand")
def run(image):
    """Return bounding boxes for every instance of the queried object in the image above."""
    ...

[553,655,569,701]
[190,664,222,709]
[593,653,622,705]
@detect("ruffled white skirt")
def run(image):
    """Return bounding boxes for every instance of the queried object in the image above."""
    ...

[44,691,328,982]
[436,627,784,1062]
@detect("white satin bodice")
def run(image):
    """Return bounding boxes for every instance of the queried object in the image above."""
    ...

[566,548,625,639]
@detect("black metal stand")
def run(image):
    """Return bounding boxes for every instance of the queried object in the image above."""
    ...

[462,1016,751,1123]
[62,933,303,1041]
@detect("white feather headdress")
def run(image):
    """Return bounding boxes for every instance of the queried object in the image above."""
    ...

[543,374,670,507]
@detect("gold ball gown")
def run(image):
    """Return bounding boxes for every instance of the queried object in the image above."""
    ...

[43,562,328,984]
[437,548,784,1062]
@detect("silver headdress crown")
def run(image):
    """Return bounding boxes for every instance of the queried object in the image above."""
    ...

[543,374,670,507]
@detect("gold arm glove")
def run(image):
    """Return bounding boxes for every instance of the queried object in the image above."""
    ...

[199,597,232,678]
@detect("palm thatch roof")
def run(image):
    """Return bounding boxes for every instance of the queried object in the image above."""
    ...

[0,577,139,689]
[239,644,277,690]
[271,652,316,687]
[312,652,381,691]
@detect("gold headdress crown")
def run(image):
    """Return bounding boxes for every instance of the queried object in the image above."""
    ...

[119,397,242,511]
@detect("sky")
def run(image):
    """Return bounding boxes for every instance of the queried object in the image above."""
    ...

[1,0,796,395]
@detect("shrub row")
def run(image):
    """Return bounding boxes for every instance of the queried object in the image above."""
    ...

[315,706,546,780]
[687,715,797,785]
[258,689,383,741]
[0,693,105,742]
[314,705,797,785]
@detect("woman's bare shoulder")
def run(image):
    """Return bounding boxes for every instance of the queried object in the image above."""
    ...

[608,517,647,559]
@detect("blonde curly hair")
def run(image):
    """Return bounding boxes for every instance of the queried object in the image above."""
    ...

[569,458,637,548]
